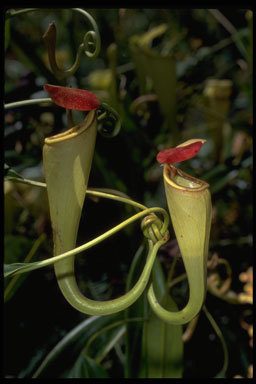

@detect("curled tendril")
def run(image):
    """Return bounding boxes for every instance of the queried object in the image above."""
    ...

[83,30,98,57]
[73,8,101,58]
[97,102,121,137]
[43,9,101,80]
[7,8,101,81]
[141,214,169,244]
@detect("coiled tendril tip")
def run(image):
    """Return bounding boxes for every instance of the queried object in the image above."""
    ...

[141,214,169,244]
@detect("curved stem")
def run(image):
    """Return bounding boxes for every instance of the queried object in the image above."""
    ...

[5,207,169,278]
[203,305,229,376]
[4,176,46,188]
[6,8,101,80]
[72,8,101,58]
[4,98,52,109]
[86,189,147,211]
[169,272,187,289]
[54,235,167,316]
[43,22,81,81]
[5,8,38,18]
[7,8,101,57]
[43,8,100,80]
[182,314,200,343]
[147,254,206,325]
[4,175,148,211]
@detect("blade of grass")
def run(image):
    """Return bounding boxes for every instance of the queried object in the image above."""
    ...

[203,305,229,377]
[4,233,46,302]
[32,314,119,378]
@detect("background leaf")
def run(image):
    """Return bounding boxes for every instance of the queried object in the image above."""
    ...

[32,314,120,378]
[139,259,183,378]
[5,17,11,51]
[66,354,109,378]
[124,242,148,378]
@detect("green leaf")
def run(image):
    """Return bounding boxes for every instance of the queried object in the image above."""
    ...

[5,17,10,51]
[4,163,24,180]
[32,314,120,378]
[4,164,46,188]
[214,370,226,378]
[124,242,148,378]
[4,235,33,265]
[130,34,178,140]
[151,255,166,299]
[129,36,148,94]
[67,354,109,378]
[139,259,183,378]
[4,236,36,280]
[4,262,36,278]
[4,234,45,302]
[94,325,126,364]
[129,25,168,95]
[141,46,177,132]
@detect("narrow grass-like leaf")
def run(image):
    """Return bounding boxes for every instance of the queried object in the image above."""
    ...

[124,242,148,378]
[203,306,228,378]
[139,259,183,378]
[4,163,24,180]
[129,31,178,140]
[67,354,109,378]
[4,234,46,302]
[4,262,42,278]
[33,314,119,378]
[94,325,126,364]
[141,46,177,133]
[5,18,10,51]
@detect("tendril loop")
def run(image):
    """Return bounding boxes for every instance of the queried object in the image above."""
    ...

[83,31,98,57]
[97,102,121,137]
[141,214,169,244]
[9,7,102,81]
[73,8,101,58]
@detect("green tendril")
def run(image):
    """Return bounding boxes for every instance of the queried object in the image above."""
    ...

[6,8,101,81]
[97,102,121,137]
[4,177,169,280]
[4,100,121,139]
[4,98,53,110]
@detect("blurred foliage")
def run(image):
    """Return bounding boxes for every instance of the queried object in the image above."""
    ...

[4,8,252,379]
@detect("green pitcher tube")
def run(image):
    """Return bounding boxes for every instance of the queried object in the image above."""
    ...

[43,110,98,311]
[148,163,212,324]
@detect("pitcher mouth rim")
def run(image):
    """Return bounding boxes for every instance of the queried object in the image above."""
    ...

[163,163,209,192]
[44,110,97,145]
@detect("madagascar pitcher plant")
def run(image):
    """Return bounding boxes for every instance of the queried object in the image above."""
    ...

[4,8,220,379]
[42,84,170,315]
[150,139,212,324]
